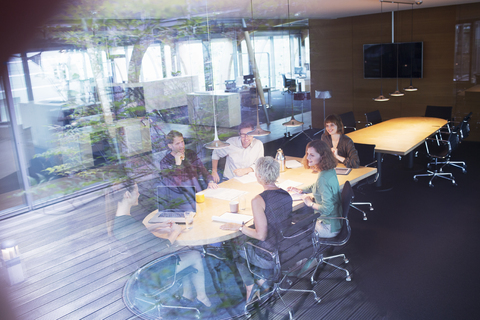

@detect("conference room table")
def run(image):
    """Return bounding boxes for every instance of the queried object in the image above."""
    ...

[143,157,377,246]
[346,117,448,188]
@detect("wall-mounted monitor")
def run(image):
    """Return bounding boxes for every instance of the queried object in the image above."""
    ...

[364,42,423,79]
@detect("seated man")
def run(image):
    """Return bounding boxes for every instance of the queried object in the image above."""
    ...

[211,122,264,182]
[160,130,217,191]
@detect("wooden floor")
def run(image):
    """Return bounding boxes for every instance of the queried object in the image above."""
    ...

[0,181,384,320]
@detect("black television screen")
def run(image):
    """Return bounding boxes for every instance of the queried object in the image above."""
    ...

[364,42,423,79]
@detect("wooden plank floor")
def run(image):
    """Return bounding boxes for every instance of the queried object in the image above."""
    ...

[0,186,385,320]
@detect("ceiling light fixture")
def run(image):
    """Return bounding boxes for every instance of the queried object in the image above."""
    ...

[374,1,389,102]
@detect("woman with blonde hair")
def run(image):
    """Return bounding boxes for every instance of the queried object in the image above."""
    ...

[288,140,342,238]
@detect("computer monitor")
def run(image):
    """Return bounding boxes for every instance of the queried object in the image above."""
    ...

[243,74,254,85]
[294,67,304,76]
[225,80,236,91]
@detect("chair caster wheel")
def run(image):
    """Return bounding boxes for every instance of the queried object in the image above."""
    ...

[287,279,293,285]
[414,178,418,182]
[363,217,368,221]
[462,169,467,174]
[346,276,352,281]
[429,183,434,188]
[311,280,317,285]
[314,297,321,303]
[369,207,374,211]
[453,182,457,186]
[344,258,349,264]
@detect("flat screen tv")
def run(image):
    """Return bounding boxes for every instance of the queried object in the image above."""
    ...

[364,42,423,79]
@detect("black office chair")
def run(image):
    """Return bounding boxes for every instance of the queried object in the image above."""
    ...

[339,111,358,133]
[350,143,377,220]
[242,213,321,319]
[282,74,296,95]
[123,252,201,319]
[413,131,459,187]
[425,105,452,121]
[434,121,468,174]
[312,180,354,282]
[365,110,382,126]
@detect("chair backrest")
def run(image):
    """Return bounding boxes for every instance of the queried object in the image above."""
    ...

[448,130,460,151]
[341,181,354,220]
[339,111,357,133]
[354,143,376,167]
[282,74,288,87]
[425,105,452,121]
[278,213,319,272]
[365,110,382,126]
[460,112,472,139]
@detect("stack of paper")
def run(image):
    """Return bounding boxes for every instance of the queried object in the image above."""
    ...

[234,172,258,184]
[277,180,303,190]
[212,212,253,224]
[202,188,247,201]
[285,160,303,169]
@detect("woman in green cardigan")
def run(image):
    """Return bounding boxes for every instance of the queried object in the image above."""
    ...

[289,139,342,238]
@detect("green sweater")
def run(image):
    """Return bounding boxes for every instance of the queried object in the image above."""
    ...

[302,168,343,233]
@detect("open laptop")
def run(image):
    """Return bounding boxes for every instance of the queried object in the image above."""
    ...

[148,186,197,223]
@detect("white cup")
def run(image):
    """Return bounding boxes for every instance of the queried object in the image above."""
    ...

[230,201,239,213]
[184,211,194,230]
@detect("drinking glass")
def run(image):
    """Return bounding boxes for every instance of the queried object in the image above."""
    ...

[184,211,194,230]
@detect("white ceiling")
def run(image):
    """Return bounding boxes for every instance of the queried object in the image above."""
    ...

[81,0,480,20]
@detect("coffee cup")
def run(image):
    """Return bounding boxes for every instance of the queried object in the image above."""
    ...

[230,201,239,213]
[196,192,205,203]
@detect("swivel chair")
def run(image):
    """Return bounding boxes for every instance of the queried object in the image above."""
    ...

[413,131,459,187]
[312,181,354,282]
[365,110,382,126]
[282,74,296,95]
[339,111,358,133]
[242,213,321,319]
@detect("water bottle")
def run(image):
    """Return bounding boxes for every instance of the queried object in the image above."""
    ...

[275,148,286,172]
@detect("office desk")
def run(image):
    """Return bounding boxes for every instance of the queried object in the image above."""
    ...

[143,157,377,246]
[347,117,447,187]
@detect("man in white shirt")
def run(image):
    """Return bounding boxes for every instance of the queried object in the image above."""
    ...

[211,122,264,182]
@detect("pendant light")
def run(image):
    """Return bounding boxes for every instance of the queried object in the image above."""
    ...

[203,0,230,149]
[245,1,270,137]
[283,0,305,125]
[390,4,404,97]
[404,3,418,92]
[374,1,389,102]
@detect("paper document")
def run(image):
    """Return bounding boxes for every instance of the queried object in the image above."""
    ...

[202,188,248,201]
[277,180,303,190]
[234,172,258,184]
[285,160,302,169]
[289,192,304,201]
[212,212,253,224]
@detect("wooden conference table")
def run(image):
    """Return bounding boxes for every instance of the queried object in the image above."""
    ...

[346,117,448,187]
[143,157,377,246]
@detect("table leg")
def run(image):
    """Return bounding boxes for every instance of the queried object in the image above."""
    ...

[375,152,383,188]
[407,151,414,169]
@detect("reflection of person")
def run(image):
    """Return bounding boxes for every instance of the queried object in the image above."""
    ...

[221,157,292,303]
[160,130,217,191]
[105,183,212,308]
[321,114,360,168]
[211,122,264,182]
[288,140,342,238]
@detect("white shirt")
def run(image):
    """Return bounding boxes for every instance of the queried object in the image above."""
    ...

[212,136,264,180]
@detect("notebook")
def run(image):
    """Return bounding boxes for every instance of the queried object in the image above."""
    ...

[149,186,197,223]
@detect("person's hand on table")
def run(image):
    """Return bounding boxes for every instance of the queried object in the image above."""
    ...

[208,181,218,189]
[220,222,242,231]
[287,186,302,194]
[234,167,252,177]
[212,171,220,183]
[152,221,176,233]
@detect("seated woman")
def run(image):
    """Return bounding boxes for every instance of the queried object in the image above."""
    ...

[220,156,292,303]
[289,140,342,238]
[321,114,360,168]
[105,183,212,309]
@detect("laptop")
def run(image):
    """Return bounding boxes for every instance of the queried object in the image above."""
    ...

[148,186,197,223]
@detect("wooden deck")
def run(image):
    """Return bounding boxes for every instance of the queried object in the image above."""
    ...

[0,187,383,320]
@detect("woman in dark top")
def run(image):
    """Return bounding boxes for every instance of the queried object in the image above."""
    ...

[220,156,293,303]
[321,114,360,168]
[105,183,212,308]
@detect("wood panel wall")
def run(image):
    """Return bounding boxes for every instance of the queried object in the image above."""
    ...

[309,3,480,141]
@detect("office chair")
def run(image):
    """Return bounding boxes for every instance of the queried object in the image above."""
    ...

[365,110,382,126]
[434,120,468,174]
[282,74,296,95]
[339,111,358,133]
[425,105,452,121]
[349,143,378,220]
[242,213,321,319]
[413,131,459,187]
[123,252,201,319]
[312,180,354,282]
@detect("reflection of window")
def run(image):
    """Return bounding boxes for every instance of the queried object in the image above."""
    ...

[454,23,471,82]
[471,21,480,83]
